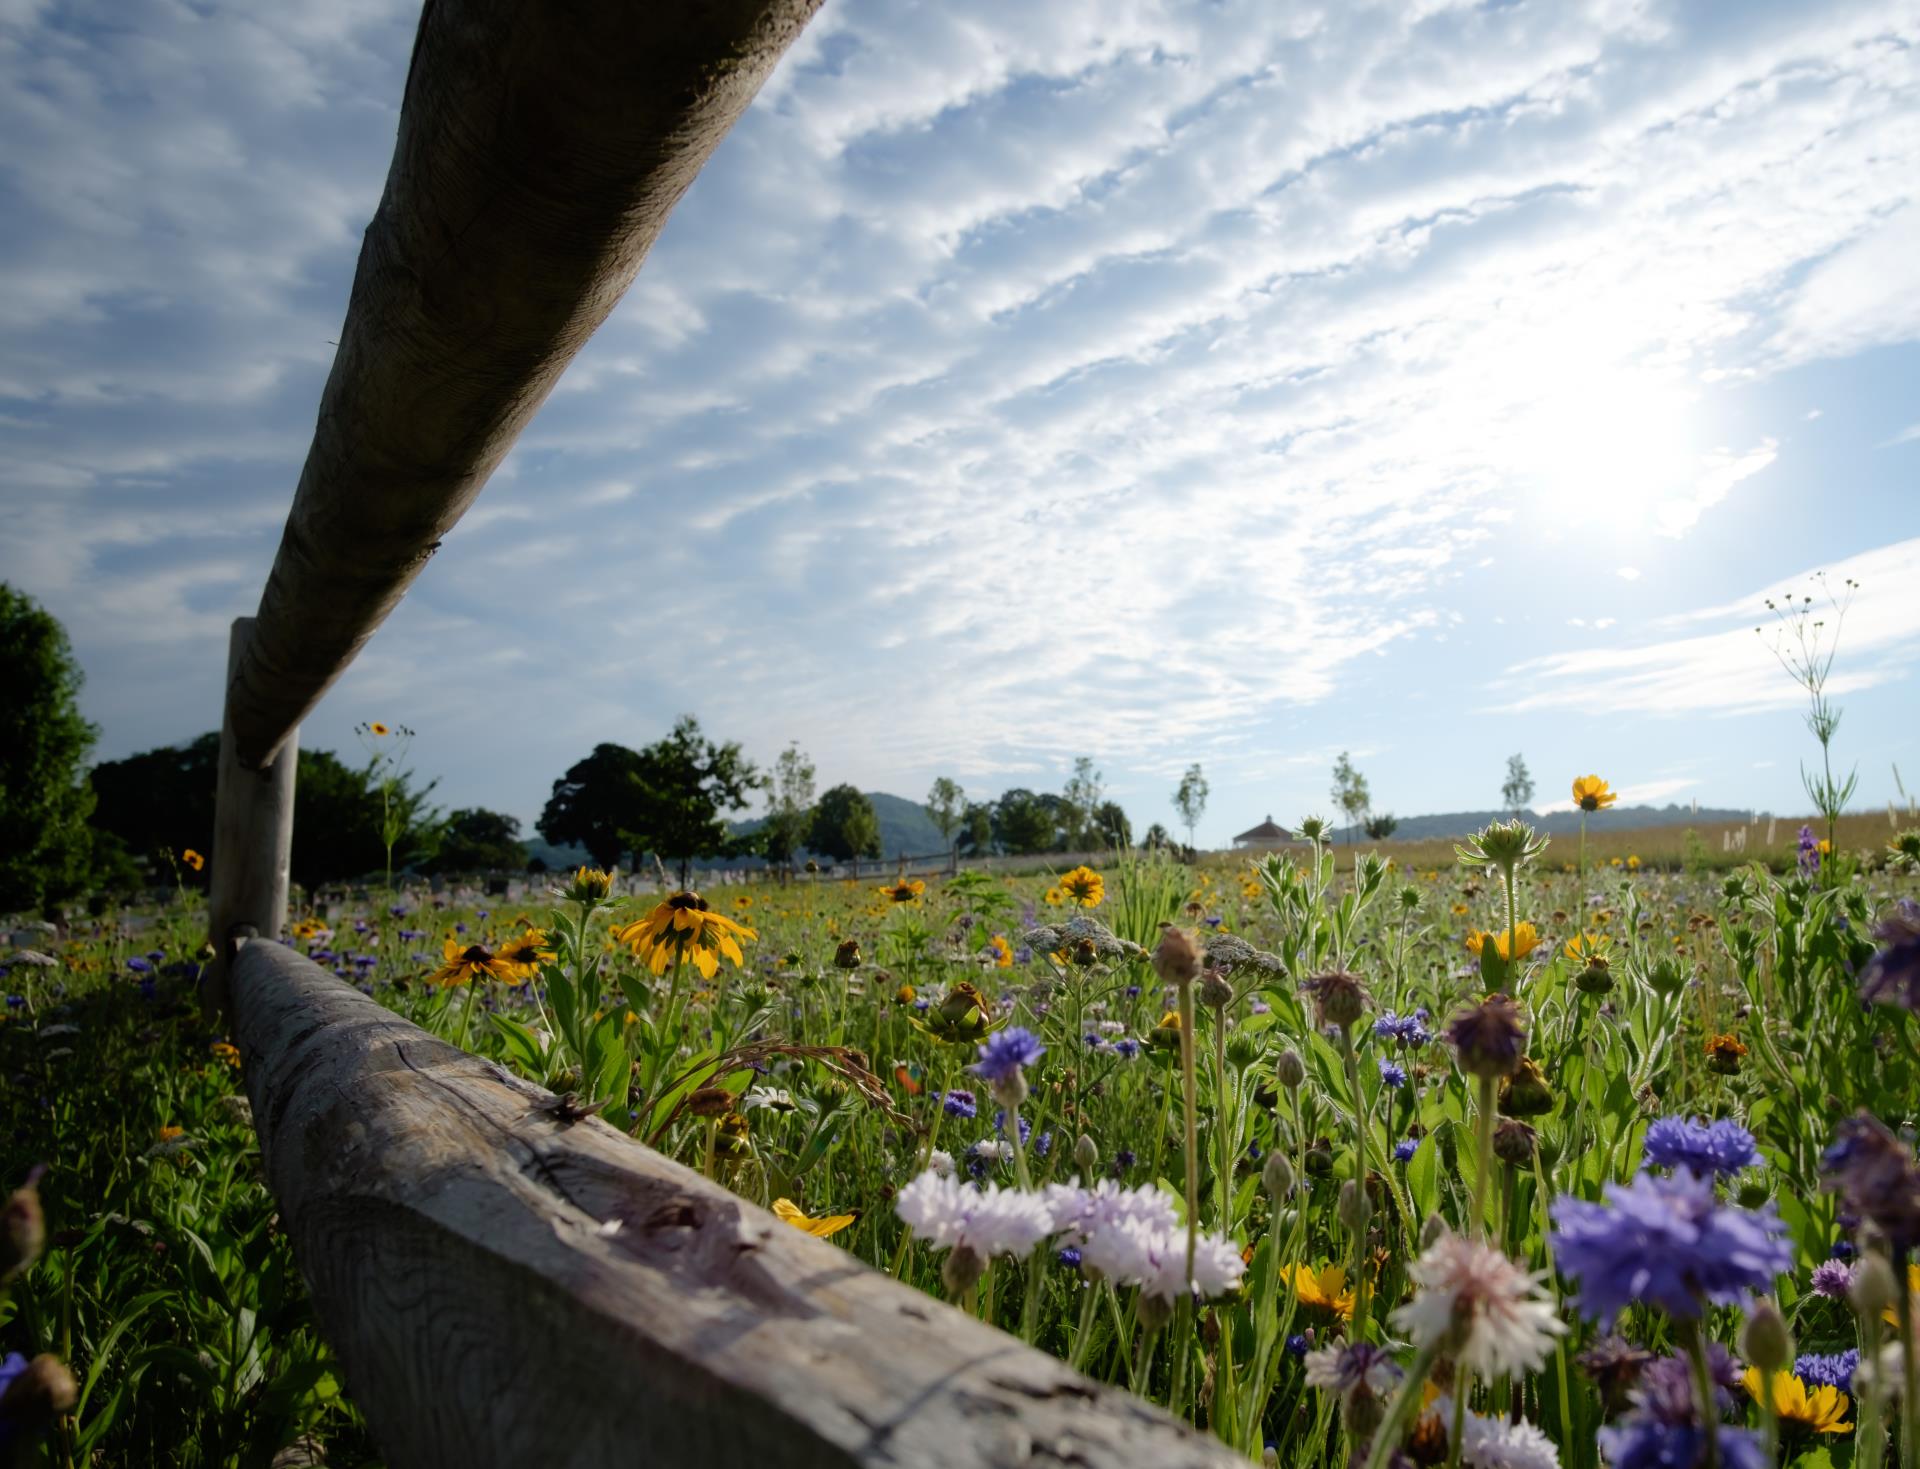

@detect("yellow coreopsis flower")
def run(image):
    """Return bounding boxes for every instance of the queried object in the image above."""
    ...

[210,1041,241,1069]
[772,1198,858,1239]
[368,721,391,737]
[1290,1262,1356,1321]
[180,848,205,872]
[1466,924,1540,961]
[1741,1368,1851,1433]
[1059,865,1105,907]
[1626,855,1641,870]
[611,891,756,980]
[1572,775,1617,812]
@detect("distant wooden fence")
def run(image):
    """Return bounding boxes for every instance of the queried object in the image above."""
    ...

[205,5,1244,1466]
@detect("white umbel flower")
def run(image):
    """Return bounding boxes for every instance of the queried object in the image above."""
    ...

[894,1169,1054,1259]
[1391,1231,1565,1377]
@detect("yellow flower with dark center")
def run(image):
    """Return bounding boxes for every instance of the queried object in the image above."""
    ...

[1572,775,1617,812]
[290,918,329,941]
[210,1041,241,1069]
[1705,1032,1748,1075]
[1626,855,1641,870]
[492,928,555,982]
[734,894,753,910]
[772,1198,857,1239]
[985,934,1013,968]
[1451,902,1470,916]
[181,849,205,872]
[878,878,926,904]
[1565,932,1612,962]
[1059,866,1105,907]
[368,722,391,737]
[1290,1262,1355,1320]
[1742,1368,1851,1433]
[425,937,521,987]
[157,1125,185,1142]
[1042,886,1065,907]
[896,983,915,1004]
[611,891,756,980]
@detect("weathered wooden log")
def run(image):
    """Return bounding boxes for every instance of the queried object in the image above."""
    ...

[209,618,298,1002]
[226,0,820,767]
[231,938,1247,1469]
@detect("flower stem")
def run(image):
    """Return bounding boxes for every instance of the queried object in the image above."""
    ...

[1897,1244,1918,1469]
[1681,1320,1719,1469]
[1361,1338,1443,1469]
[1472,1073,1497,1240]
[1177,980,1201,1287]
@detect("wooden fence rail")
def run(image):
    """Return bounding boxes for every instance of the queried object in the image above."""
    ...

[232,938,1243,1469]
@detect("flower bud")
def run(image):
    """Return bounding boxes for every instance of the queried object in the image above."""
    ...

[1226,1034,1261,1071]
[1303,970,1366,1030]
[1137,1291,1175,1332]
[686,1086,735,1118]
[1740,1299,1793,1375]
[833,938,862,970]
[1736,1176,1772,1210]
[1853,1253,1900,1318]
[1072,937,1099,967]
[1275,1049,1306,1090]
[1492,1119,1538,1168]
[989,1071,1028,1110]
[1152,926,1202,987]
[1262,1151,1295,1199]
[941,1244,986,1298]
[1074,1134,1099,1171]
[1574,961,1615,995]
[1198,968,1234,1010]
[0,1354,77,1439]
[1305,1138,1334,1176]
[1337,1179,1368,1232]
[1,1170,46,1285]
[1420,1214,1451,1250]
[1498,1057,1555,1118]
[1646,957,1687,997]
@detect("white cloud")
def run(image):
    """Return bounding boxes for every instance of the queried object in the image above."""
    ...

[1497,537,1920,716]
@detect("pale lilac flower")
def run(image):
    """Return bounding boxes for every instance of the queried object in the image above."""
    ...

[1391,1231,1565,1377]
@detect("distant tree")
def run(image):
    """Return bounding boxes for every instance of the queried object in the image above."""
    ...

[926,776,966,853]
[1364,812,1400,841]
[1062,757,1104,850]
[89,732,220,878]
[426,808,527,874]
[994,789,1058,855]
[539,742,648,870]
[810,784,881,863]
[761,743,817,879]
[624,716,764,888]
[1,585,98,913]
[1142,821,1172,850]
[957,801,995,856]
[1093,800,1133,849]
[1502,753,1535,817]
[1331,752,1371,843]
[1172,763,1208,850]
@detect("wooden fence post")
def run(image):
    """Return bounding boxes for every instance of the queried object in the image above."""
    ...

[209,617,297,1009]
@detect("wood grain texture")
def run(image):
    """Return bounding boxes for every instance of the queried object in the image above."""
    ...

[209,618,297,1007]
[227,0,821,766]
[230,939,1249,1469]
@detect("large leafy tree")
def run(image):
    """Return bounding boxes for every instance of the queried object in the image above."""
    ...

[625,716,762,886]
[91,732,440,890]
[0,584,99,913]
[993,788,1058,855]
[1061,757,1104,850]
[538,743,649,870]
[426,808,527,874]
[1093,799,1132,849]
[808,784,881,863]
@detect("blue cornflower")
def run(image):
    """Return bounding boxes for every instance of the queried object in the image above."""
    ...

[5,996,23,1009]
[1112,1148,1136,1173]
[1393,1138,1420,1163]
[1860,899,1920,1012]
[1034,1131,1053,1158]
[1550,1169,1793,1320]
[1372,1011,1430,1047]
[1794,1350,1859,1392]
[1112,1038,1141,1060]
[1013,945,1034,964]
[126,957,153,974]
[1125,984,1142,997]
[941,1089,978,1120]
[1377,1057,1407,1089]
[993,1108,1033,1144]
[1641,1116,1758,1177]
[1284,1334,1309,1357]
[389,904,409,917]
[1083,1031,1103,1048]
[1597,1421,1768,1469]
[354,919,371,933]
[972,1027,1044,1082]
[1057,1245,1082,1269]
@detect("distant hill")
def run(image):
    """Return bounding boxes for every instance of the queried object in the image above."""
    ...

[729,790,947,861]
[1329,803,1756,844]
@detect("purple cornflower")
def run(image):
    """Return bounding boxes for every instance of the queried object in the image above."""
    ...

[1641,1116,1758,1178]
[1597,1421,1767,1469]
[1057,1245,1082,1269]
[1373,1010,1431,1047]
[1794,1350,1859,1392]
[1034,1131,1053,1158]
[1821,1111,1920,1248]
[1810,1258,1855,1298]
[940,1088,977,1120]
[993,1108,1032,1144]
[1112,1038,1141,1060]
[971,1026,1044,1083]
[1797,824,1821,877]
[1550,1168,1793,1320]
[1859,900,1920,1012]
[1285,1333,1310,1357]
[1393,1137,1420,1163]
[1377,1057,1407,1089]
[125,956,153,974]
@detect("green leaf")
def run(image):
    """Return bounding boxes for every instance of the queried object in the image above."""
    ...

[1408,1124,1443,1220]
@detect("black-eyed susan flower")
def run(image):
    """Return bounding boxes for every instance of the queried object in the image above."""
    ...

[180,849,205,873]
[773,1198,858,1239]
[1059,865,1105,907]
[1572,775,1617,812]
[1290,1262,1356,1320]
[1565,932,1611,962]
[1705,1032,1748,1075]
[877,877,926,904]
[1042,886,1065,907]
[611,892,756,980]
[1741,1367,1852,1433]
[210,1041,241,1069]
[369,721,391,736]
[290,917,329,942]
[425,938,524,987]
[492,928,555,982]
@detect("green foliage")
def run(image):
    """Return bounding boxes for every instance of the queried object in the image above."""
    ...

[760,743,817,875]
[1172,762,1208,846]
[926,776,966,850]
[538,741,646,869]
[425,808,527,874]
[1330,751,1370,839]
[809,783,881,862]
[625,716,763,886]
[1502,752,1535,815]
[993,788,1060,854]
[0,583,99,913]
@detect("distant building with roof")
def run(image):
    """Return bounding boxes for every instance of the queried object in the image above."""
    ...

[1232,815,1295,848]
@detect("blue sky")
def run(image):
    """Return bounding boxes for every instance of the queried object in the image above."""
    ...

[2,0,1917,848]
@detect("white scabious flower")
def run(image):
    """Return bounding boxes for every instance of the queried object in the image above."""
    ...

[972,1139,1013,1163]
[1391,1231,1565,1377]
[894,1169,1055,1259]
[1431,1397,1561,1469]
[1046,1178,1179,1248]
[927,1149,955,1178]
